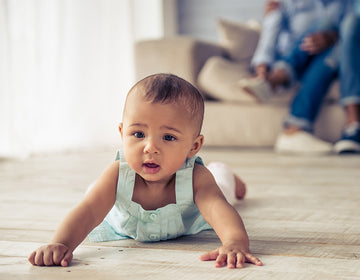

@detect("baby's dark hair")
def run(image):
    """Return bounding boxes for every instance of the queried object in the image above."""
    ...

[126,73,204,135]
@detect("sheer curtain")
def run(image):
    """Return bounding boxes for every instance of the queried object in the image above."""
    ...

[0,0,135,158]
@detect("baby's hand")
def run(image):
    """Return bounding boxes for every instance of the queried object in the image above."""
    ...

[199,244,262,269]
[28,243,73,267]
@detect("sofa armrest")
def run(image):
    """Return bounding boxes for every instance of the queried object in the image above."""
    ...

[134,36,225,87]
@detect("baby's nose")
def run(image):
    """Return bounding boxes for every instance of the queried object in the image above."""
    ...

[143,139,159,154]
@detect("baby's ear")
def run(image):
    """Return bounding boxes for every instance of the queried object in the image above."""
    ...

[118,123,124,138]
[188,135,204,158]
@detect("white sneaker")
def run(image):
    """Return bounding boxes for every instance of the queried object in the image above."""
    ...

[274,131,333,155]
[238,77,274,102]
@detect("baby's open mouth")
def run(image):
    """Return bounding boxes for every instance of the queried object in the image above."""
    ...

[144,163,159,168]
[143,162,160,174]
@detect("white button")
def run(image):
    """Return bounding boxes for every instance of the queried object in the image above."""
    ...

[149,213,157,221]
[149,234,159,240]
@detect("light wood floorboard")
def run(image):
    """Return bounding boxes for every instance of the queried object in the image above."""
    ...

[1,147,359,279]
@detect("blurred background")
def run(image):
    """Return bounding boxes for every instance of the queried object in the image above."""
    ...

[0,0,266,158]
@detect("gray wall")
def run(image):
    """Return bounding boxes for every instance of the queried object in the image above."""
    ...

[177,0,266,41]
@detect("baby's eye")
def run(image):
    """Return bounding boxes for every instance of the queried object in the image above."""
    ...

[133,132,145,138]
[163,135,176,141]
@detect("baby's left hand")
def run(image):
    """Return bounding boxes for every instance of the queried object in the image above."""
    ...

[199,244,262,269]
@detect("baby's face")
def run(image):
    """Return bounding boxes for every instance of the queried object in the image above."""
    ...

[120,93,203,183]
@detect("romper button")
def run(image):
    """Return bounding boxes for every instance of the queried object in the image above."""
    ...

[149,234,158,240]
[149,213,157,221]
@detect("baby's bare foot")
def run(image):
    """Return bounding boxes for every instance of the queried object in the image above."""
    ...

[234,175,246,199]
[207,162,247,204]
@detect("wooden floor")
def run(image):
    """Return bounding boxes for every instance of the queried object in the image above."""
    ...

[1,147,360,279]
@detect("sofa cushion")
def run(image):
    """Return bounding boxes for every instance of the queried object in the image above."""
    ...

[217,18,260,63]
[202,100,344,146]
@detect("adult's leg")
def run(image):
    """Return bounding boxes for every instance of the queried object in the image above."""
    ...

[285,48,338,131]
[335,5,360,153]
[275,48,338,154]
[339,12,360,121]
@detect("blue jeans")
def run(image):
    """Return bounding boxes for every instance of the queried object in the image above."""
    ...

[251,0,346,68]
[340,2,360,106]
[283,42,339,131]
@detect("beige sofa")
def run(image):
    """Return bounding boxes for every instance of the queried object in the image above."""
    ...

[134,19,345,147]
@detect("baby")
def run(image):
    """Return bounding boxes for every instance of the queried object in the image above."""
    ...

[28,73,262,269]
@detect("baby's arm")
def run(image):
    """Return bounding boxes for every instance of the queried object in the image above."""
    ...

[28,161,119,267]
[193,164,262,269]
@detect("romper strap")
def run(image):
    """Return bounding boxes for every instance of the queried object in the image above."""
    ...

[115,150,135,201]
[175,155,204,206]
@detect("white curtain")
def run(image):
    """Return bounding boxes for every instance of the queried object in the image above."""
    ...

[0,0,135,158]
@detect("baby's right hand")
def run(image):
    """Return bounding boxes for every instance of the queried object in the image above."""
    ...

[28,243,73,267]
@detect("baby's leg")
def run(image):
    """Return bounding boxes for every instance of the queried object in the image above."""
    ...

[206,162,246,205]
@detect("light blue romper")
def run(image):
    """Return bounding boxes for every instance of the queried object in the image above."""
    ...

[88,150,212,242]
